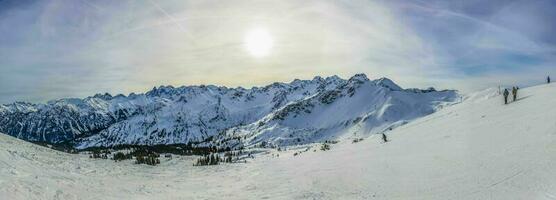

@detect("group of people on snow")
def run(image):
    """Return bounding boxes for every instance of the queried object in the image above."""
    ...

[502,86,519,105]
[501,76,551,105]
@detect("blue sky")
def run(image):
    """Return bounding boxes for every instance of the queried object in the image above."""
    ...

[1,0,555,103]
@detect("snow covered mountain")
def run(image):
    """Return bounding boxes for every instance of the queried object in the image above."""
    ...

[0,74,459,149]
[213,75,459,148]
[2,82,556,200]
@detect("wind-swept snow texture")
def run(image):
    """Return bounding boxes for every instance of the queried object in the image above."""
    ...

[1,83,556,199]
[0,74,458,149]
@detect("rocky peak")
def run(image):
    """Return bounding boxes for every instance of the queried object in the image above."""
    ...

[146,85,178,97]
[1,102,36,113]
[348,73,369,83]
[92,93,113,100]
[324,75,342,83]
[373,77,402,91]
[312,76,325,82]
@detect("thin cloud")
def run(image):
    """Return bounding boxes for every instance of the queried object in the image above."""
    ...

[0,0,555,103]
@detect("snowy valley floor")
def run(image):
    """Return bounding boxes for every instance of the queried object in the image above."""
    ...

[1,83,556,200]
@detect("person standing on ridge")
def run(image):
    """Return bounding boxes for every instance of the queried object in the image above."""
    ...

[512,87,517,102]
[503,88,509,104]
[548,76,551,84]
[382,133,388,143]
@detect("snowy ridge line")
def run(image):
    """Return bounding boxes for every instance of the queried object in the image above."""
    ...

[0,74,460,149]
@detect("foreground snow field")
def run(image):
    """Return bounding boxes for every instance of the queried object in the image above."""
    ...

[1,83,556,199]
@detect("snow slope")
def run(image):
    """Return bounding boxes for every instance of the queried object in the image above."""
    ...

[1,83,555,199]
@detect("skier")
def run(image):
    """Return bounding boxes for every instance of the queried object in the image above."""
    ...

[512,87,517,102]
[548,76,551,84]
[503,88,509,104]
[382,133,388,143]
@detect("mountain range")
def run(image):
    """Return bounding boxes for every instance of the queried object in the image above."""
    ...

[0,74,459,149]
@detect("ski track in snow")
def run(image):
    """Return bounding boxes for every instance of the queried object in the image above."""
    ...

[1,83,556,199]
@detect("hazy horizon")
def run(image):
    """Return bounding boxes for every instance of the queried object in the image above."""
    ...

[1,0,555,103]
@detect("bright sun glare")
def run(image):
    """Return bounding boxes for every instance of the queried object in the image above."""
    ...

[244,28,273,57]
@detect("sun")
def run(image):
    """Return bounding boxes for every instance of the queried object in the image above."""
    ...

[244,28,273,57]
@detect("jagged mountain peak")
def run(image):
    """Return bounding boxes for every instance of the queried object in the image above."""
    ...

[325,75,341,81]
[2,102,37,112]
[312,76,324,82]
[372,77,403,91]
[48,98,84,105]
[290,78,304,85]
[348,73,370,82]
[92,93,114,100]
[289,75,343,88]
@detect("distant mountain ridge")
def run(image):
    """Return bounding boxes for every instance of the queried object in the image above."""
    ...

[0,74,460,149]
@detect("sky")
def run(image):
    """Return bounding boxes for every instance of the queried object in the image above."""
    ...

[0,0,555,103]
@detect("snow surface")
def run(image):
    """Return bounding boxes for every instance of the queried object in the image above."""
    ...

[1,83,556,199]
